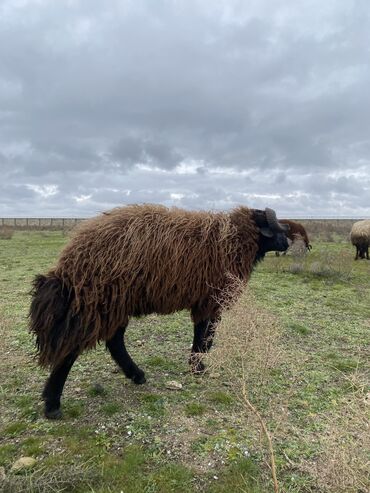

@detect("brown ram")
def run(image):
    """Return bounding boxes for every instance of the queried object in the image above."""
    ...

[29,203,289,419]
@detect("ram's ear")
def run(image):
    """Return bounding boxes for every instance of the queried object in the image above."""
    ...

[259,227,274,238]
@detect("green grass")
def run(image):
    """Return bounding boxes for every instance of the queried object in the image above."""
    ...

[63,400,85,419]
[88,383,108,397]
[0,444,18,466]
[141,393,166,417]
[287,321,311,335]
[101,401,121,416]
[207,391,234,406]
[207,458,263,493]
[21,437,44,457]
[0,231,369,492]
[2,421,28,437]
[184,402,207,417]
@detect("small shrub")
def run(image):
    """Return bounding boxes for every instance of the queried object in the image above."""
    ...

[88,383,107,397]
[323,231,336,242]
[290,238,308,258]
[208,284,282,391]
[207,283,282,490]
[289,262,305,274]
[309,261,325,276]
[308,251,353,282]
[0,226,14,239]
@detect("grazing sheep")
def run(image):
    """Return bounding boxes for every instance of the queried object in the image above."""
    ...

[29,204,289,419]
[275,219,311,256]
[350,220,370,260]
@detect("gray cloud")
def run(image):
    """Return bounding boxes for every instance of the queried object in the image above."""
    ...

[0,0,369,217]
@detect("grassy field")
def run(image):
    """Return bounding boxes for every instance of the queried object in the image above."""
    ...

[0,230,369,492]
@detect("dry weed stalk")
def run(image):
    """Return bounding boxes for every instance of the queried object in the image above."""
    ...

[207,278,282,492]
[241,361,279,493]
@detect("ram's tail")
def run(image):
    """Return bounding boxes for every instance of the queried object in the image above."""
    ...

[29,274,75,368]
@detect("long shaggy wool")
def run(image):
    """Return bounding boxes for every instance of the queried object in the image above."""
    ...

[30,204,260,368]
[350,219,370,245]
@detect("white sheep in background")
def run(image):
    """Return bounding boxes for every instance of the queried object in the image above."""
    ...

[350,219,370,260]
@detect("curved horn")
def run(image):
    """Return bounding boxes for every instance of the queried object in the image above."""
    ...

[265,208,289,233]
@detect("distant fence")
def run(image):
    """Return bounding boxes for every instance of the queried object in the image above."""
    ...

[0,218,85,229]
[0,217,362,237]
[0,217,364,228]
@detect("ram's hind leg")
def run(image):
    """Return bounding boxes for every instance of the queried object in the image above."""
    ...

[106,326,146,384]
[42,351,78,419]
[190,318,217,374]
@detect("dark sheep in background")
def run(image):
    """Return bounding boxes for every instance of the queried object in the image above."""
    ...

[29,203,289,419]
[350,219,370,260]
[275,219,312,256]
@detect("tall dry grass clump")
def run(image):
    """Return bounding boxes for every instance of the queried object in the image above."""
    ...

[0,226,14,240]
[272,246,354,282]
[302,219,355,242]
[289,237,308,258]
[207,279,283,491]
[308,249,353,281]
[208,283,281,388]
[0,462,100,493]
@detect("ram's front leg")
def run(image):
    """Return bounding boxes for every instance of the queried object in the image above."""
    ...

[189,318,217,374]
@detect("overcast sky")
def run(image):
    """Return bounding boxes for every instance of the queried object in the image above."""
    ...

[1,0,369,218]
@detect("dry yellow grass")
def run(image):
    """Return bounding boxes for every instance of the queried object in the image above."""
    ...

[207,282,282,491]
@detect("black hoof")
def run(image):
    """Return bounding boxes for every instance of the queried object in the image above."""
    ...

[189,355,206,374]
[132,371,146,385]
[191,362,206,374]
[45,408,62,420]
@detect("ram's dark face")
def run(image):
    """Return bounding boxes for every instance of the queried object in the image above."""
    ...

[252,208,290,262]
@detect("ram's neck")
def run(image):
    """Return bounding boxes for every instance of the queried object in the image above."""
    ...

[228,207,260,277]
